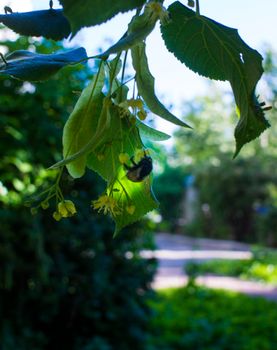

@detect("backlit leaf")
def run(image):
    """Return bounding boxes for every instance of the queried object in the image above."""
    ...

[62,63,105,178]
[131,42,191,128]
[161,1,270,155]
[87,104,158,234]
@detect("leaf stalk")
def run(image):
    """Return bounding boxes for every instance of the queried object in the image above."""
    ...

[196,0,200,15]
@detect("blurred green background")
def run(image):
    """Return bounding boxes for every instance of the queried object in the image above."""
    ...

[1,33,277,349]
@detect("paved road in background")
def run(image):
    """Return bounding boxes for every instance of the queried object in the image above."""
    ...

[141,233,277,301]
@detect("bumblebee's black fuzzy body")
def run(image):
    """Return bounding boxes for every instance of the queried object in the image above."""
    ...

[124,155,153,182]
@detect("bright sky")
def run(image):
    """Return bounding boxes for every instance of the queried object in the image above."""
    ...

[1,0,277,110]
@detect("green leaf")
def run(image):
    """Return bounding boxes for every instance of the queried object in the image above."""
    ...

[131,42,191,128]
[136,120,171,141]
[59,0,146,35]
[87,104,158,234]
[161,1,270,155]
[0,9,71,40]
[99,5,159,58]
[0,48,87,81]
[62,63,106,178]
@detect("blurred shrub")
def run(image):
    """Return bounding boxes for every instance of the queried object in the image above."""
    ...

[186,155,277,243]
[186,259,251,279]
[149,287,277,350]
[186,246,277,285]
[154,165,187,231]
[0,37,156,349]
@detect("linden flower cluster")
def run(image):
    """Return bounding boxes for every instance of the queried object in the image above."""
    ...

[146,1,170,26]
[119,98,147,121]
[53,200,77,221]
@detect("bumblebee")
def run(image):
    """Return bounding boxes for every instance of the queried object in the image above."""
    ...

[124,153,153,182]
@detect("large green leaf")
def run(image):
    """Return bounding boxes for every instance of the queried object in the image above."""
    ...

[161,1,270,155]
[0,9,71,40]
[87,104,158,234]
[59,0,146,35]
[131,42,191,128]
[62,64,105,178]
[0,48,87,81]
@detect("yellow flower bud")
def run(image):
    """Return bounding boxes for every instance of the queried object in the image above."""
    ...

[53,211,62,221]
[127,98,144,110]
[134,148,145,162]
[126,205,136,215]
[64,200,77,215]
[58,201,69,217]
[30,207,38,215]
[119,153,129,164]
[41,201,49,210]
[137,110,147,121]
[97,154,105,161]
[129,116,136,125]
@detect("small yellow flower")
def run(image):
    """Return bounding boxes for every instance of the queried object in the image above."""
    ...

[119,153,129,164]
[126,205,136,215]
[127,98,144,110]
[92,194,121,217]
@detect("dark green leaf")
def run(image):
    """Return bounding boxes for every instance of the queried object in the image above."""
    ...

[0,9,71,40]
[131,42,191,128]
[59,0,146,35]
[161,1,270,155]
[0,48,87,81]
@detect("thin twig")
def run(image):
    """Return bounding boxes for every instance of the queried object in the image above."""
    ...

[196,0,200,15]
[0,53,7,65]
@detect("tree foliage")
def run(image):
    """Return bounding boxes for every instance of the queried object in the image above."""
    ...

[0,0,271,232]
[0,36,156,349]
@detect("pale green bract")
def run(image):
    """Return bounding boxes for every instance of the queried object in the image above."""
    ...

[62,63,105,178]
